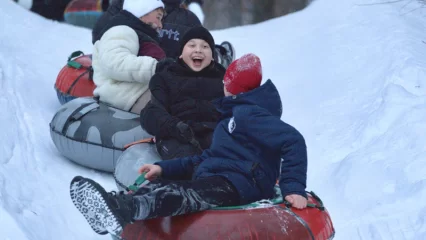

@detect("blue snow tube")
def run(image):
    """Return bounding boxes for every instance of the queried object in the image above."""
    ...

[64,0,105,29]
[56,90,77,105]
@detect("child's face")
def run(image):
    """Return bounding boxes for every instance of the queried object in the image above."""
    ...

[224,86,233,96]
[179,39,213,72]
[140,8,164,31]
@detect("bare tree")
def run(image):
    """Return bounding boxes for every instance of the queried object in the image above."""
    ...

[203,0,312,30]
[203,0,243,30]
[241,0,254,25]
[252,0,275,23]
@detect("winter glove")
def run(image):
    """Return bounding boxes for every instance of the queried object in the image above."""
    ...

[155,58,175,73]
[187,121,216,135]
[173,122,205,153]
[173,121,195,143]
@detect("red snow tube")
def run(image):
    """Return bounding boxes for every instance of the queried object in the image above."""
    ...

[64,0,105,29]
[65,0,102,12]
[121,191,335,240]
[55,51,95,105]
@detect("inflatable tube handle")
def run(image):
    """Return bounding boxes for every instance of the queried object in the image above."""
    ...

[67,51,84,62]
[54,102,90,133]
[58,103,99,135]
[307,191,325,211]
[67,61,83,69]
[71,103,99,121]
[128,173,147,192]
[124,138,155,149]
[283,191,325,211]
[283,201,320,210]
[66,51,92,70]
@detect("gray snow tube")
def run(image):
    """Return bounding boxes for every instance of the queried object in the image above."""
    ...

[113,143,161,191]
[49,97,152,172]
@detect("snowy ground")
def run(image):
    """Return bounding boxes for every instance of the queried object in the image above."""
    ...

[1,0,425,239]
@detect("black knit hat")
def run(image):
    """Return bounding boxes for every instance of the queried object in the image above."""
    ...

[179,26,215,56]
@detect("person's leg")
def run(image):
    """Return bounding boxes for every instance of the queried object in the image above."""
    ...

[132,178,174,195]
[70,175,240,236]
[133,176,240,220]
[129,90,151,114]
[70,176,136,236]
[69,177,175,236]
[214,41,236,69]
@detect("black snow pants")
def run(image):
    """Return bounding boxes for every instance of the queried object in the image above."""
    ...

[132,176,240,220]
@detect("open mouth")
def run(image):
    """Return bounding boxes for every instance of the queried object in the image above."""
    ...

[192,57,204,67]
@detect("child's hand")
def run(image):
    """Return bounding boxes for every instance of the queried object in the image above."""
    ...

[285,194,307,209]
[138,164,162,181]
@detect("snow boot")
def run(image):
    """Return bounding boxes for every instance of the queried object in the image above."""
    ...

[70,176,136,238]
[215,41,236,69]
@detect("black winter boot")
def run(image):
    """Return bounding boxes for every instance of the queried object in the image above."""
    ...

[70,176,137,238]
[215,41,236,69]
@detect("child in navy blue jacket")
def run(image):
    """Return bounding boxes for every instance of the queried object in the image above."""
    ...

[70,54,308,237]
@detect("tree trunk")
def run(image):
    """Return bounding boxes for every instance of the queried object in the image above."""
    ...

[252,0,274,24]
[202,0,312,30]
[203,0,243,30]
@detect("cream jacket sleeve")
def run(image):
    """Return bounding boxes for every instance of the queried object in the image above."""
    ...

[95,25,158,83]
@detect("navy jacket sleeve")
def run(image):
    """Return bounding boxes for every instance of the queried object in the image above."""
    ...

[241,106,308,198]
[140,74,181,138]
[155,154,204,180]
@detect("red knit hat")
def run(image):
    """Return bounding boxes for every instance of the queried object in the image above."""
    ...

[223,54,262,95]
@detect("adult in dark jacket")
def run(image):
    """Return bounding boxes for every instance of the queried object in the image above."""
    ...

[69,54,308,237]
[159,0,236,68]
[141,26,225,160]
[158,0,202,59]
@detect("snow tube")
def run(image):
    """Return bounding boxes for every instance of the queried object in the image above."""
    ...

[120,191,335,240]
[64,0,106,29]
[114,143,160,191]
[55,51,95,105]
[114,144,335,240]
[49,97,152,172]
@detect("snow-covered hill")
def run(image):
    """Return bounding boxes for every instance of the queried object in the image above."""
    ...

[1,0,425,239]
